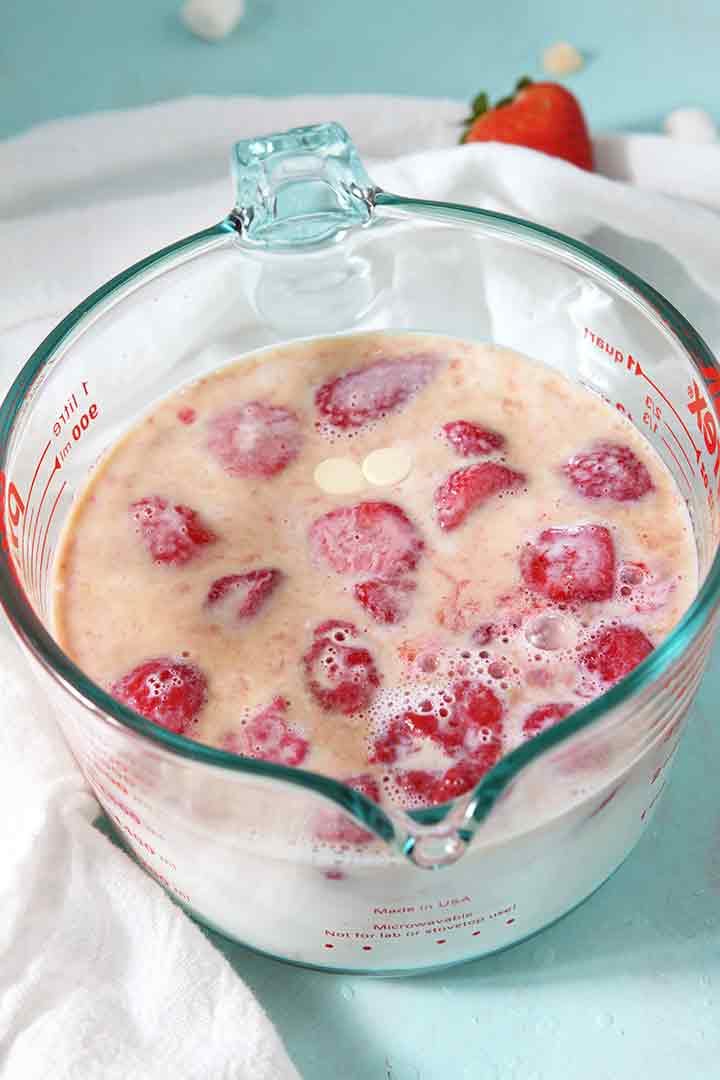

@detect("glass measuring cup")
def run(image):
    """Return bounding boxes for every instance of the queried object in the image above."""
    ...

[1,122,719,974]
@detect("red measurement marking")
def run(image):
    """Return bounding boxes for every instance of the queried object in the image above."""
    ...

[636,361,700,460]
[664,420,695,475]
[588,784,621,819]
[21,507,33,583]
[95,778,141,825]
[37,480,66,608]
[506,918,516,925]
[641,779,667,822]
[471,930,482,937]
[436,939,447,944]
[662,436,691,489]
[324,943,335,949]
[362,945,373,951]
[89,755,129,795]
[653,744,679,782]
[22,440,50,572]
[29,454,60,599]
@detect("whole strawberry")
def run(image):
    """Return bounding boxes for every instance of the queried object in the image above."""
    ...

[461,77,594,171]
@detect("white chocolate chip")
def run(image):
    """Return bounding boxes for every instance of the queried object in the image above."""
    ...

[542,42,584,76]
[314,457,366,495]
[664,107,718,143]
[181,0,245,41]
[362,446,413,487]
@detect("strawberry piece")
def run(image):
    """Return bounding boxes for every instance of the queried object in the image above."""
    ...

[433,759,491,802]
[461,77,594,172]
[441,420,505,458]
[394,768,442,806]
[470,622,495,647]
[177,407,197,425]
[316,353,438,430]
[434,679,504,759]
[303,620,381,715]
[394,759,494,807]
[354,576,416,625]
[206,568,282,620]
[522,702,575,739]
[371,680,504,764]
[313,774,381,846]
[111,657,207,735]
[435,462,526,531]
[368,717,418,765]
[309,501,423,579]
[564,442,653,501]
[520,525,615,603]
[131,496,216,565]
[311,502,423,624]
[223,696,308,767]
[581,625,653,684]
[207,401,302,478]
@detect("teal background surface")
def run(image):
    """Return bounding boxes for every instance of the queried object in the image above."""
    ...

[5,1,720,1075]
[3,0,720,140]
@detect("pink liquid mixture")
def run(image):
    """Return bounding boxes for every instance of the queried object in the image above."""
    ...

[53,333,697,825]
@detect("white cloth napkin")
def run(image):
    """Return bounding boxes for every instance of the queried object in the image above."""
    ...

[2,94,720,1079]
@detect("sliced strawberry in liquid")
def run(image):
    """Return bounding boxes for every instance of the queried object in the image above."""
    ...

[111,657,207,735]
[434,462,526,531]
[392,757,495,807]
[369,680,503,768]
[206,568,283,620]
[522,702,575,739]
[452,680,504,756]
[520,524,615,604]
[563,442,653,501]
[313,774,381,846]
[441,419,505,457]
[315,353,438,430]
[354,577,416,625]
[368,716,418,765]
[433,758,493,802]
[303,620,381,715]
[470,622,495,647]
[393,768,442,806]
[130,496,217,566]
[581,624,653,684]
[309,501,423,579]
[223,696,309,767]
[207,401,302,478]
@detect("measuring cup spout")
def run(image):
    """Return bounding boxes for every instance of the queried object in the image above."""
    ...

[393,782,501,870]
[394,728,577,869]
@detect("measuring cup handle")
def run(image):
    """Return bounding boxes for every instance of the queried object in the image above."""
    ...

[229,122,377,248]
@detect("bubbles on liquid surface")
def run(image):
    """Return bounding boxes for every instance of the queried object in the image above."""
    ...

[525,613,577,652]
[619,564,645,587]
[488,660,509,679]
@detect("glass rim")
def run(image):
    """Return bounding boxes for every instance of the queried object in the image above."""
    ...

[1,193,718,840]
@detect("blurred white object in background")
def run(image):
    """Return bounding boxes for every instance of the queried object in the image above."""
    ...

[181,0,245,41]
[664,107,717,143]
[542,42,584,76]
